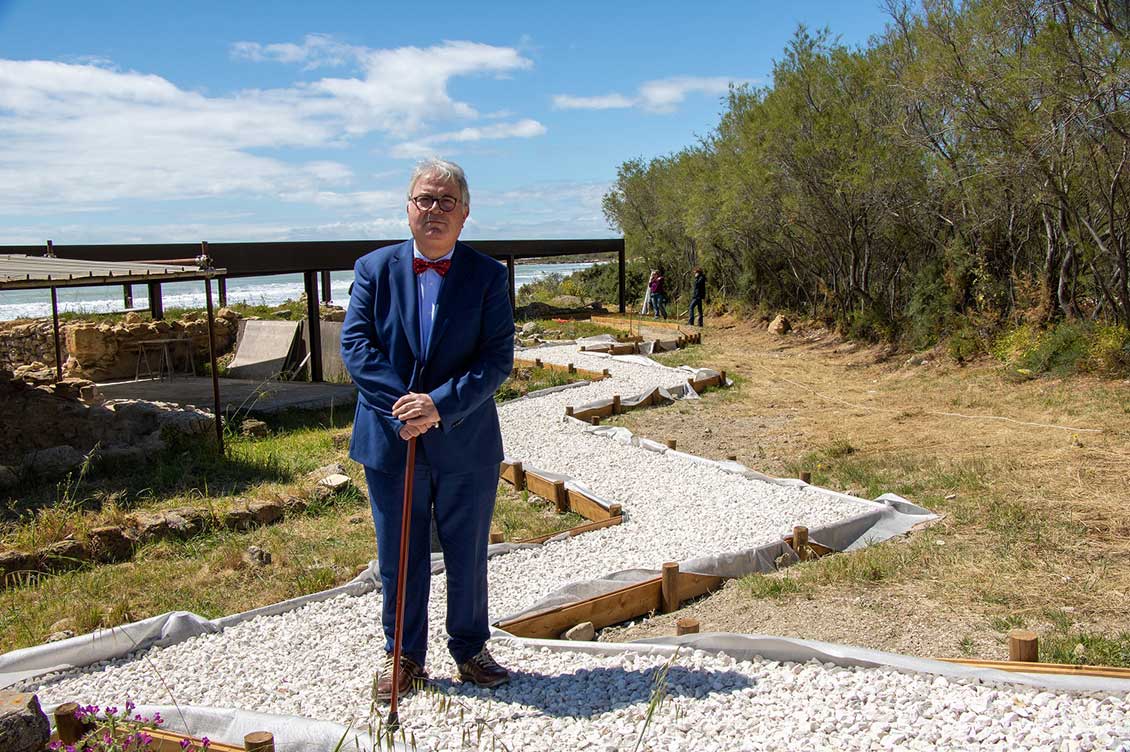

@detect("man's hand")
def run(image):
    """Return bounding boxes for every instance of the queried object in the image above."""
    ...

[398,422,426,441]
[393,392,440,430]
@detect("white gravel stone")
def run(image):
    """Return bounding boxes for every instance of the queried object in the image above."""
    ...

[18,346,1130,750]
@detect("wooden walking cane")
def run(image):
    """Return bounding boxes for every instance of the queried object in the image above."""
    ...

[386,434,417,731]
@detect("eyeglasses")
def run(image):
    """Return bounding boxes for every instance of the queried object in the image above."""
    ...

[410,194,459,212]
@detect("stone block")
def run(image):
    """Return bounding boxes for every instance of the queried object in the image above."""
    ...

[318,473,353,493]
[87,525,134,563]
[0,691,51,752]
[241,418,270,437]
[0,550,35,582]
[223,505,256,531]
[768,314,791,335]
[39,539,90,572]
[561,621,596,641]
[247,499,284,525]
[242,545,272,567]
[27,445,85,479]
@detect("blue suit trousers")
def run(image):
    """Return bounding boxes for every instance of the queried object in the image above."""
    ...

[364,461,497,667]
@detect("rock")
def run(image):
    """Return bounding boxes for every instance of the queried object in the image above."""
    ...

[0,466,18,491]
[0,691,51,752]
[280,495,309,514]
[768,314,791,335]
[164,507,208,536]
[223,505,257,531]
[87,525,134,563]
[318,473,353,493]
[307,462,346,481]
[43,630,74,643]
[241,418,270,437]
[133,512,172,540]
[124,312,143,324]
[51,378,94,401]
[27,445,86,478]
[48,618,75,633]
[561,622,595,641]
[348,514,368,525]
[247,499,284,525]
[242,546,272,568]
[520,322,539,335]
[39,539,90,571]
[0,550,35,582]
[322,308,346,322]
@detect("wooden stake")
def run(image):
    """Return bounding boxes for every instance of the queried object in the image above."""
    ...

[489,529,504,545]
[568,363,576,373]
[612,395,621,415]
[590,416,601,426]
[608,503,622,517]
[512,460,525,491]
[565,406,574,417]
[551,480,568,514]
[792,525,810,562]
[534,358,543,368]
[1008,629,1039,662]
[718,370,727,384]
[727,454,738,461]
[676,617,700,636]
[660,562,680,613]
[602,368,610,377]
[54,702,86,744]
[665,438,677,450]
[244,732,275,752]
[799,471,812,484]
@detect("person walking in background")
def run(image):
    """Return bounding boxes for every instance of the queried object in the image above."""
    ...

[649,268,668,319]
[341,158,514,703]
[641,269,657,315]
[687,267,707,326]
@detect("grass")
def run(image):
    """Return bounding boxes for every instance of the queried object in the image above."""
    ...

[494,365,582,403]
[0,370,587,654]
[610,314,1130,666]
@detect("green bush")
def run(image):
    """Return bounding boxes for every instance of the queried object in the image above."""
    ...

[991,321,1130,377]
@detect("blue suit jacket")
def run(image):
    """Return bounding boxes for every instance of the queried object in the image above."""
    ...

[341,239,514,474]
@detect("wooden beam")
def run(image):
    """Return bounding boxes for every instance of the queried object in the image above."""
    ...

[941,657,1130,679]
[526,471,567,511]
[499,459,526,491]
[567,488,615,521]
[514,514,623,545]
[496,569,724,639]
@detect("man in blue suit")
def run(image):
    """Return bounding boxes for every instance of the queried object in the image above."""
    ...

[341,158,514,701]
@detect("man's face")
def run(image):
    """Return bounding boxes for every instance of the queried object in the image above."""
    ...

[407,174,468,258]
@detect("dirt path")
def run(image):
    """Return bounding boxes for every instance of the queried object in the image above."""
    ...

[601,316,1130,663]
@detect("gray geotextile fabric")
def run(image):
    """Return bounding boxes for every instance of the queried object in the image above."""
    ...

[41,703,386,752]
[489,631,1130,695]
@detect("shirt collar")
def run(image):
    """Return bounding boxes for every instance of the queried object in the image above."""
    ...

[412,241,455,263]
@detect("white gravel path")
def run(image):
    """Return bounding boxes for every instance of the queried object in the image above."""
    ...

[19,345,1130,750]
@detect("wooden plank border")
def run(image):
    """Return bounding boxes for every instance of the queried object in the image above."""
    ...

[495,567,723,639]
[513,357,607,382]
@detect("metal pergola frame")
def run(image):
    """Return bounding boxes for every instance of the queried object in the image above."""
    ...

[0,243,228,453]
[2,238,627,384]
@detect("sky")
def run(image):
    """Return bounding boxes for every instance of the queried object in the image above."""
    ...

[0,1,893,245]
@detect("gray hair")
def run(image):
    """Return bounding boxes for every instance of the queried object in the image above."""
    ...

[407,158,470,209]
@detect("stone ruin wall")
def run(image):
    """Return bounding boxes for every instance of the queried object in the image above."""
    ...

[0,309,241,381]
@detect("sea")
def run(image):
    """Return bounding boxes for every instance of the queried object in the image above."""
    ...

[0,261,598,321]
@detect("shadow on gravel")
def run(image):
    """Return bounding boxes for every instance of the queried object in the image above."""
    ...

[425,664,755,716]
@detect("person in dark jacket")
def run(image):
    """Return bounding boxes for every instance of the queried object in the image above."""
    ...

[687,267,707,326]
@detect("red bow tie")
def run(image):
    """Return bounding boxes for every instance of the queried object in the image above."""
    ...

[413,257,451,276]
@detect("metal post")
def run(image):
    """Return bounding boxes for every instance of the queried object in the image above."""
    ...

[204,277,224,455]
[320,270,332,304]
[303,270,323,382]
[506,255,516,314]
[217,277,228,307]
[50,287,63,383]
[123,284,133,309]
[618,247,626,314]
[148,282,164,320]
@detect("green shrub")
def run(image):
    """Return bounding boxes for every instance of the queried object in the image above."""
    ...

[991,320,1130,377]
[946,319,986,364]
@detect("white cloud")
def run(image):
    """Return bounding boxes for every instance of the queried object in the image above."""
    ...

[552,93,635,110]
[553,75,745,113]
[0,39,535,215]
[231,33,365,69]
[389,118,546,159]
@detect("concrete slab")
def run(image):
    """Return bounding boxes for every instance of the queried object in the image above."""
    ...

[96,377,356,416]
[227,320,301,380]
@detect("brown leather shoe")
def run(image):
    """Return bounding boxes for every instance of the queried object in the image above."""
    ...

[456,647,510,688]
[376,653,427,702]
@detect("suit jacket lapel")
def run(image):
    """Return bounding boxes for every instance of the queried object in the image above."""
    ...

[392,241,422,363]
[424,243,465,362]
